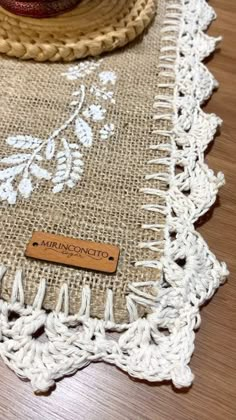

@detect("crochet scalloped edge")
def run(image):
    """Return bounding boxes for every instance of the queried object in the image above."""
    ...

[0,0,228,393]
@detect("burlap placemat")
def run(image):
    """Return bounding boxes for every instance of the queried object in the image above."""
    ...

[0,0,228,393]
[0,1,166,324]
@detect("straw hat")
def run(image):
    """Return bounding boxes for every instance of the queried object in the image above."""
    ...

[0,0,156,62]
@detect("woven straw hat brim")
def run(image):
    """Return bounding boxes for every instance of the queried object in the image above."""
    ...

[0,0,156,62]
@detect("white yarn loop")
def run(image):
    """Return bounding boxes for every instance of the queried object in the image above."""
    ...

[104,289,114,323]
[32,279,46,310]
[78,285,91,318]
[56,283,69,316]
[11,270,24,305]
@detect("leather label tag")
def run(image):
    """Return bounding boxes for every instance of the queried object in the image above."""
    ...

[25,231,120,274]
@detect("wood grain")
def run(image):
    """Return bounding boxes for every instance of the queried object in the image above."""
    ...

[0,1,235,418]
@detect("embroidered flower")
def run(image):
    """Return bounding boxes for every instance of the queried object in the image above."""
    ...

[100,123,115,140]
[90,86,115,103]
[83,105,106,122]
[99,71,117,85]
[62,61,101,80]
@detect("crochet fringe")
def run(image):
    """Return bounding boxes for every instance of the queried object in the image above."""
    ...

[0,0,228,392]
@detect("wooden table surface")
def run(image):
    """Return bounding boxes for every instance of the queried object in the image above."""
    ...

[0,1,235,419]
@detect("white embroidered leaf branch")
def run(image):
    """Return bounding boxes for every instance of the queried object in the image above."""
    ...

[0,154,32,165]
[30,164,51,179]
[0,85,85,203]
[0,60,117,204]
[6,135,42,149]
[52,139,84,193]
[45,139,55,160]
[0,164,25,181]
[75,117,93,147]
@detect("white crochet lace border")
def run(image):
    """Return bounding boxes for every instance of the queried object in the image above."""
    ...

[0,0,228,393]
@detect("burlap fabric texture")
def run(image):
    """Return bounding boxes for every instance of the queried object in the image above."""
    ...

[0,0,166,325]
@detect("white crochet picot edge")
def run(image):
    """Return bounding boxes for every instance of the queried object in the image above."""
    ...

[0,0,228,393]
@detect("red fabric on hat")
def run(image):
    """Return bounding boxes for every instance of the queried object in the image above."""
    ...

[0,0,80,18]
